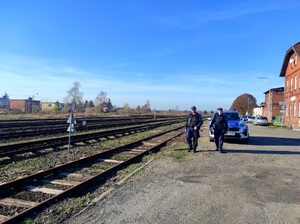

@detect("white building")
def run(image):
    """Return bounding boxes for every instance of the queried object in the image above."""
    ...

[253,107,262,116]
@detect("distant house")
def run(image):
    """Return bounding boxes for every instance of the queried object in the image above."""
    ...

[0,97,9,108]
[253,107,262,116]
[262,87,284,118]
[279,42,300,127]
[41,101,64,111]
[10,98,41,113]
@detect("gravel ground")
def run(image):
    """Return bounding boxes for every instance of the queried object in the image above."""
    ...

[68,124,300,224]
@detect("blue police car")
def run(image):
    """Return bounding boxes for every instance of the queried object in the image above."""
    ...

[209,109,249,142]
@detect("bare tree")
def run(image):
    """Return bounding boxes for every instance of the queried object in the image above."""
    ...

[64,81,84,105]
[95,91,107,106]
[231,93,258,115]
[142,100,151,112]
[122,103,130,114]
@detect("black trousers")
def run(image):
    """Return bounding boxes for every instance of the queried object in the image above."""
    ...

[214,129,225,151]
[186,127,199,149]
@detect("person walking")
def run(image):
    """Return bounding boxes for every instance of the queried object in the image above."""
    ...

[185,106,203,153]
[209,107,228,153]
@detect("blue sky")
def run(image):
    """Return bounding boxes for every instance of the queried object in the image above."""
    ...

[0,0,299,111]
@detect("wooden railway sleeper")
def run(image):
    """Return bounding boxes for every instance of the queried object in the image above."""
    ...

[0,121,182,158]
[0,127,183,224]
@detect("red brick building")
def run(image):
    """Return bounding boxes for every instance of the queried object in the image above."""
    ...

[279,42,300,127]
[10,98,41,113]
[262,87,284,119]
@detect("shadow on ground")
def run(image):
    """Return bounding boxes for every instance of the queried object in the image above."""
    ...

[224,149,300,155]
[225,136,300,146]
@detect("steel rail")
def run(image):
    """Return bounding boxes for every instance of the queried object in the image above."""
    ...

[0,118,180,140]
[0,115,182,128]
[0,117,176,131]
[0,120,183,158]
[0,126,184,224]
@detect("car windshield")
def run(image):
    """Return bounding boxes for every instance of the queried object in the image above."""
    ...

[224,113,241,120]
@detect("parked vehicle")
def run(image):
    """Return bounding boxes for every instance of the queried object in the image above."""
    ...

[209,109,249,142]
[253,116,269,126]
[246,115,255,123]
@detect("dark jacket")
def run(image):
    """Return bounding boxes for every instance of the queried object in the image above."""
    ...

[185,112,203,129]
[210,113,228,131]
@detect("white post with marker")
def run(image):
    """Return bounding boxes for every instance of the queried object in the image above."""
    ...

[67,103,77,153]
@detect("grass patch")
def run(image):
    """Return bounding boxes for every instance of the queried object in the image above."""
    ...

[149,141,189,162]
[0,165,9,171]
[31,196,91,224]
[268,124,292,130]
[117,163,143,175]
[21,219,34,224]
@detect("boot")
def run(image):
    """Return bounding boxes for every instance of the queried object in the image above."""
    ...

[188,144,192,152]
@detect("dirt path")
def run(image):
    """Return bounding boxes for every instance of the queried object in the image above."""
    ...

[67,125,300,224]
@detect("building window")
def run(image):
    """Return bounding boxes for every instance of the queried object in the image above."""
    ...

[286,79,289,92]
[290,78,293,91]
[290,56,297,67]
[290,103,293,117]
[296,76,298,89]
[294,102,296,117]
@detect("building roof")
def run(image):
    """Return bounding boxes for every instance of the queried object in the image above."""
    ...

[263,87,284,94]
[279,42,300,77]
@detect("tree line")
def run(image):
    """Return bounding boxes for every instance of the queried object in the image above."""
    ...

[62,81,151,113]
[1,81,259,115]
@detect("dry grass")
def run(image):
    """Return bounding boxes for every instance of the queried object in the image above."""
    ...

[1,122,185,224]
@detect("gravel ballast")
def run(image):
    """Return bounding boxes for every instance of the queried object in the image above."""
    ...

[68,124,300,224]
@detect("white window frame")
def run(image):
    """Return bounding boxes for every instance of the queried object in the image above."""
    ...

[295,76,298,89]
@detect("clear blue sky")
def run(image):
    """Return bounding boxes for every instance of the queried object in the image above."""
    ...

[1,0,299,111]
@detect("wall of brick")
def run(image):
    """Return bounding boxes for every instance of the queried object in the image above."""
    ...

[272,90,285,116]
[262,89,284,120]
[283,52,300,127]
[10,99,41,113]
[9,100,27,112]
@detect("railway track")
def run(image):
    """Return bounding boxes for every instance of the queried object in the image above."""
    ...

[0,126,184,224]
[0,116,184,140]
[0,120,182,158]
[0,115,172,126]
